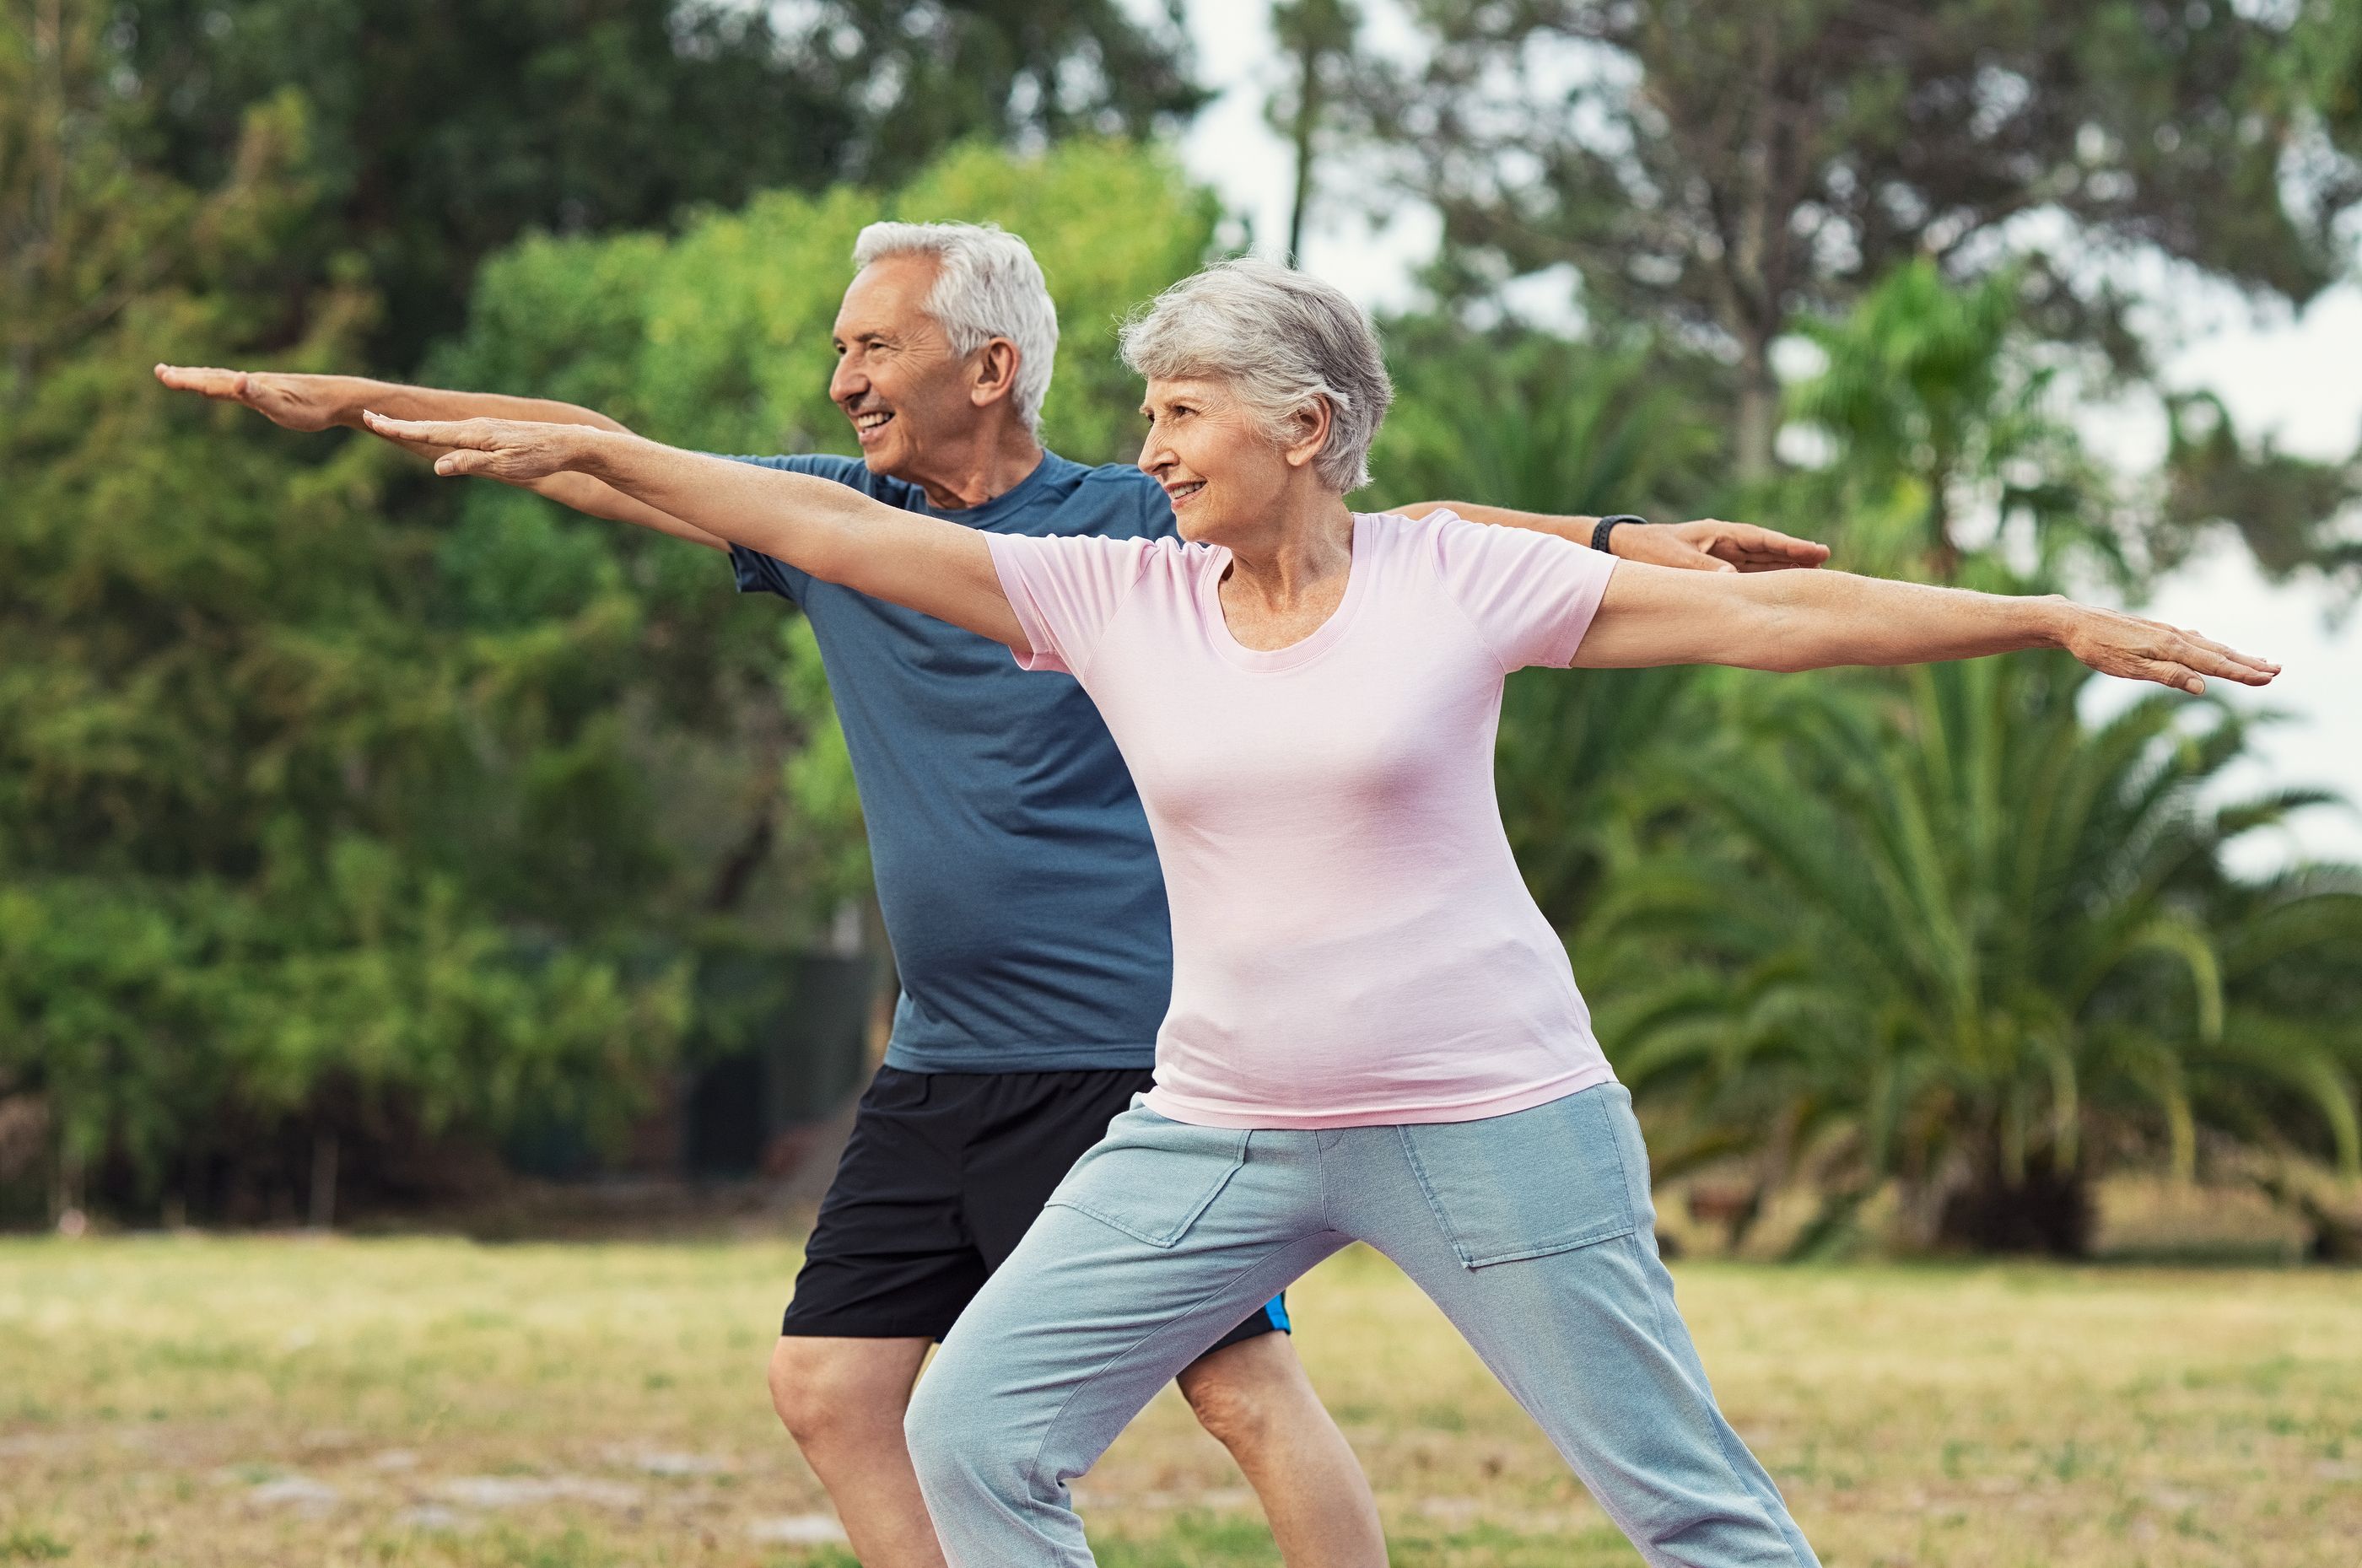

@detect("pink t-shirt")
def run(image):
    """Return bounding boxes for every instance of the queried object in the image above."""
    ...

[988,509,1620,1129]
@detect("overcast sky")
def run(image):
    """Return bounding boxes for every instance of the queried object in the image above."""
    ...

[1169,0,2361,870]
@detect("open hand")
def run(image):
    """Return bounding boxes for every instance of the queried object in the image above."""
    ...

[2059,603,2278,695]
[154,364,354,432]
[1619,519,1831,574]
[359,412,607,482]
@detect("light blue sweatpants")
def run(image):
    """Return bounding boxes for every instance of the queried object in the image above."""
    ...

[904,1082,1819,1566]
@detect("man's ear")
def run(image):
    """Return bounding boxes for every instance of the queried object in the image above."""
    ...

[1282,396,1334,471]
[969,338,1022,409]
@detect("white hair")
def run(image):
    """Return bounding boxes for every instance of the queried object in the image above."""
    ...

[850,221,1060,434]
[1118,258,1392,493]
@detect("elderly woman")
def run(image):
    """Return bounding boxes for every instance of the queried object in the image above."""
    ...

[371,261,2273,1568]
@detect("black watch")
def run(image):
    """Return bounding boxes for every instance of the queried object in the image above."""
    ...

[1590,514,1647,554]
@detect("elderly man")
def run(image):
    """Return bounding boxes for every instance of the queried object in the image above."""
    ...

[156,222,1826,1568]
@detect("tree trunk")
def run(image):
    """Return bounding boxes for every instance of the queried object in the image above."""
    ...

[1734,330,1777,482]
[1286,39,1321,261]
[308,1129,338,1230]
[1937,1153,2091,1256]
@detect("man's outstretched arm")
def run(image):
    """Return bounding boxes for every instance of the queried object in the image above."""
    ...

[1391,498,1831,574]
[152,365,727,551]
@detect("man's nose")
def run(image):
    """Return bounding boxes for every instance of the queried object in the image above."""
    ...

[830,358,866,405]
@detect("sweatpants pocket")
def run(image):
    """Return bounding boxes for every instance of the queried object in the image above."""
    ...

[1045,1101,1252,1249]
[1397,1084,1641,1268]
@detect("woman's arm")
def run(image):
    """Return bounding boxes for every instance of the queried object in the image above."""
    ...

[156,365,729,550]
[1575,560,2278,694]
[364,413,1028,651]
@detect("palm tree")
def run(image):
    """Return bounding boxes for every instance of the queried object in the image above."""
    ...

[1586,648,2362,1255]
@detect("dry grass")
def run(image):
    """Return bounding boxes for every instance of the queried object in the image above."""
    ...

[2,1235,2356,1566]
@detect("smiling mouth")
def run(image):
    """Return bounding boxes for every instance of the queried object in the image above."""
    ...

[852,409,895,441]
[1167,480,1205,504]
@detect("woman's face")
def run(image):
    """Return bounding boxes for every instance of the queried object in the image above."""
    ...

[1136,376,1310,543]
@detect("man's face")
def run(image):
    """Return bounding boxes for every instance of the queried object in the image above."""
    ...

[828,254,979,479]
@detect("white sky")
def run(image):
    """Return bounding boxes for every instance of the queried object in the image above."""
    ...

[1171,0,2362,870]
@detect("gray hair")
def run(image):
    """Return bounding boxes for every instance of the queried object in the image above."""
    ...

[1118,258,1392,492]
[851,221,1060,434]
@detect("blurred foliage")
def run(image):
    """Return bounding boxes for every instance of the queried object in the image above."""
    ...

[0,3,691,1210]
[108,0,1204,364]
[1588,652,2362,1257]
[1346,0,2362,586]
[1784,259,2127,585]
[0,0,1213,1220]
[4,0,2355,1253]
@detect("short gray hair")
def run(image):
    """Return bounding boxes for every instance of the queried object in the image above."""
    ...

[851,221,1060,434]
[1118,258,1392,492]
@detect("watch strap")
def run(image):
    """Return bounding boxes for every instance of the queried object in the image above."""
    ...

[1590,514,1647,553]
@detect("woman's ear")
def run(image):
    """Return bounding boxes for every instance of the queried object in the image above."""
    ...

[1283,396,1334,471]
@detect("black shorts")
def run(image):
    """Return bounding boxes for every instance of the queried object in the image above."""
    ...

[781,1064,1291,1349]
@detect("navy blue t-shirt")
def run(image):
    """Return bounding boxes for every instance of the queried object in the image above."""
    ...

[727,451,1177,1073]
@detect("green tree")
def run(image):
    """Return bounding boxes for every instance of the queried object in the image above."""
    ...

[1785,258,2120,583]
[1,0,691,1219]
[111,0,1206,364]
[1588,651,2362,1256]
[1357,0,2355,494]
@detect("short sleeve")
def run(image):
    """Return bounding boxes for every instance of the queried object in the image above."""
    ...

[1427,509,1619,672]
[713,455,877,605]
[986,532,1156,677]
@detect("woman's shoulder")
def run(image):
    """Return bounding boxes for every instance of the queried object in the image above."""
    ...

[1356,505,1480,567]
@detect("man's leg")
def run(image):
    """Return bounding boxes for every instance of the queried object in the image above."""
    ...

[768,1335,941,1568]
[1175,1329,1388,1568]
[766,1067,987,1568]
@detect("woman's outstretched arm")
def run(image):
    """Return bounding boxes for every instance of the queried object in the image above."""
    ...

[364,413,1027,651]
[1574,559,2278,695]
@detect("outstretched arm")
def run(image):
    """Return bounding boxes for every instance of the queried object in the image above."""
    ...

[1575,560,2278,695]
[1394,499,1831,574]
[364,414,1027,651]
[152,365,724,549]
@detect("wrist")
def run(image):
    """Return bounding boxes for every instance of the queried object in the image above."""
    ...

[326,375,389,426]
[1594,514,1645,556]
[570,426,630,481]
[2031,595,2081,649]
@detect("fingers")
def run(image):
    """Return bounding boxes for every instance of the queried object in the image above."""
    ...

[1684,519,1831,572]
[2175,628,2278,678]
[2176,638,2276,687]
[1725,523,1831,565]
[361,410,490,449]
[154,364,246,400]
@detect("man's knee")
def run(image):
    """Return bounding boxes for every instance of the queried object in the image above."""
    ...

[1177,1334,1302,1455]
[768,1336,912,1449]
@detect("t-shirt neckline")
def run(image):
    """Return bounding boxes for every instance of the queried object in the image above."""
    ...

[920,450,1070,528]
[1200,513,1371,674]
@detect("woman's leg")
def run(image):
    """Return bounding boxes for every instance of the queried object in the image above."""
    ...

[1330,1086,1819,1568]
[904,1107,1345,1567]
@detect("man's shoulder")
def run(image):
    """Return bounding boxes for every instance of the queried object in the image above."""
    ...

[1052,460,1176,542]
[726,451,923,507]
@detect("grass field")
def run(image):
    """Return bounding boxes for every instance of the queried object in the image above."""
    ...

[2,1236,2356,1567]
